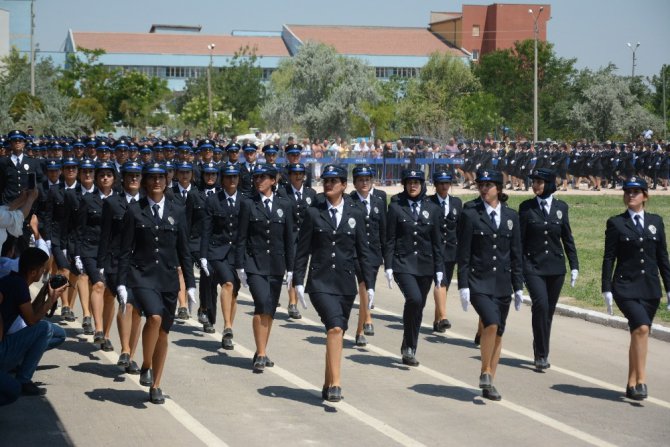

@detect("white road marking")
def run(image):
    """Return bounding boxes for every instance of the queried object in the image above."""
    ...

[180,316,425,447]
[67,319,229,447]
[234,292,615,447]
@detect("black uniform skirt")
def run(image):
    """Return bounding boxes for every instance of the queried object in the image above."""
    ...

[470,293,512,336]
[209,259,240,293]
[82,257,103,284]
[310,292,356,331]
[247,273,283,317]
[132,287,178,333]
[614,296,660,331]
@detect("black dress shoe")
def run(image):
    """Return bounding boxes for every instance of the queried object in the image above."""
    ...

[363,323,374,336]
[264,356,274,367]
[117,353,131,367]
[65,308,77,322]
[474,332,481,346]
[438,319,452,330]
[433,321,445,333]
[479,373,492,389]
[534,357,548,371]
[401,347,419,367]
[321,386,328,400]
[327,386,342,402]
[355,334,367,346]
[21,381,46,396]
[626,385,643,400]
[222,337,234,350]
[82,316,94,334]
[635,383,648,399]
[150,387,165,404]
[287,304,302,319]
[140,368,153,387]
[101,339,114,352]
[176,307,189,320]
[482,385,502,401]
[203,323,215,333]
[126,361,140,374]
[253,355,266,372]
[93,331,105,344]
[197,310,209,325]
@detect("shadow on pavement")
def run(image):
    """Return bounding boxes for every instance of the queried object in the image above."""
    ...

[0,395,74,446]
[279,322,325,334]
[550,384,632,404]
[424,334,478,349]
[497,357,534,370]
[70,362,127,383]
[171,337,221,352]
[257,385,334,411]
[201,353,253,371]
[346,353,410,371]
[303,335,326,346]
[85,387,150,409]
[409,383,477,402]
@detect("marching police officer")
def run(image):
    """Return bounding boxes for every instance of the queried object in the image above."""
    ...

[200,163,242,350]
[238,143,259,197]
[519,168,579,371]
[234,164,294,372]
[277,162,317,319]
[0,130,44,205]
[428,169,462,333]
[457,169,523,401]
[117,162,196,404]
[293,164,374,402]
[97,161,143,373]
[281,144,313,190]
[350,165,387,346]
[601,176,670,400]
[384,169,444,366]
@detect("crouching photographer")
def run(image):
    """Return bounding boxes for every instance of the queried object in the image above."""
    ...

[0,248,68,399]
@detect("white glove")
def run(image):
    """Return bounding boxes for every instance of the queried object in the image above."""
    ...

[46,240,52,250]
[602,292,613,315]
[236,269,248,288]
[200,258,210,277]
[62,249,67,259]
[570,269,578,287]
[285,271,293,291]
[187,287,196,305]
[74,256,84,274]
[385,269,394,289]
[117,285,128,314]
[459,288,470,311]
[435,271,444,288]
[667,292,670,311]
[296,285,308,309]
[514,290,524,311]
[367,289,375,309]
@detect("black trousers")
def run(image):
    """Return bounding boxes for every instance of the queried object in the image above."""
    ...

[525,273,565,359]
[394,273,433,352]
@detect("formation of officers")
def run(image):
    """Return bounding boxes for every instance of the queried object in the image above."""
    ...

[1,128,669,405]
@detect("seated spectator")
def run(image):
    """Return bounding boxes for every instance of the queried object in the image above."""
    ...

[0,248,67,397]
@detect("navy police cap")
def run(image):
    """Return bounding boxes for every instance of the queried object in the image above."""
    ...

[242,143,258,153]
[262,144,279,154]
[143,162,167,175]
[79,159,96,170]
[432,169,454,183]
[121,161,143,173]
[352,165,374,178]
[475,169,503,184]
[7,130,27,141]
[401,169,425,182]
[202,162,219,173]
[175,161,193,171]
[221,162,240,176]
[287,162,306,173]
[321,164,347,180]
[46,159,62,170]
[285,144,302,155]
[225,143,241,152]
[529,168,556,183]
[252,163,278,177]
[199,139,214,150]
[622,176,648,191]
[62,157,79,167]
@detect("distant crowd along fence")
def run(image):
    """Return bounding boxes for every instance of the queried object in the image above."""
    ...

[264,157,465,184]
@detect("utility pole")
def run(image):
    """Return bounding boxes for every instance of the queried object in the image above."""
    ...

[30,0,35,96]
[626,42,640,79]
[529,6,544,143]
[207,43,215,135]
[664,66,667,140]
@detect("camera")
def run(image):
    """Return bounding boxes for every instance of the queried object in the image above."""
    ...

[49,274,69,289]
[27,172,37,190]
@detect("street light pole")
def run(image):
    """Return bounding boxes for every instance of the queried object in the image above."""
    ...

[30,0,35,96]
[529,6,544,143]
[207,43,215,135]
[664,66,667,140]
[626,42,640,79]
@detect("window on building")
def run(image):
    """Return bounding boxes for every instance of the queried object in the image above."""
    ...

[471,50,480,61]
[472,25,480,37]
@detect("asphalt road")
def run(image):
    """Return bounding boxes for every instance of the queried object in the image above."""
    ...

[2,275,670,447]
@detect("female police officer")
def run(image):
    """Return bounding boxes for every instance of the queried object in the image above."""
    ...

[293,164,374,402]
[457,169,523,401]
[384,169,443,367]
[519,168,579,371]
[601,176,670,400]
[235,164,294,372]
[117,162,195,404]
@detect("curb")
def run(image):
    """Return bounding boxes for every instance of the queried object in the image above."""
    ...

[521,297,670,343]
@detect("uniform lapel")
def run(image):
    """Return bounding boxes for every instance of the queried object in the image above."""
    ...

[623,212,639,235]
[478,202,498,231]
[320,204,336,229]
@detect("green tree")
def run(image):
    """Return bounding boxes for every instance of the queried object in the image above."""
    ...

[106,71,170,134]
[456,91,503,139]
[262,42,378,139]
[181,95,232,132]
[69,97,107,133]
[648,64,670,137]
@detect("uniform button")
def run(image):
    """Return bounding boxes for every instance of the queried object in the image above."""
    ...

[266,250,270,254]
[492,256,497,260]
[331,253,336,257]
[266,220,270,224]
[414,222,418,226]
[228,241,232,245]
[639,237,643,242]
[544,231,548,235]
[155,237,159,241]
[640,248,644,252]
[266,240,270,244]
[492,267,497,271]
[545,250,549,254]
[155,260,159,264]
[492,245,497,249]
[332,242,336,246]
[155,249,159,252]
[641,269,645,274]
[333,231,336,235]
[413,231,417,235]
[366,223,370,227]
[366,232,370,236]
[413,251,418,255]
[544,221,548,225]
[331,264,336,268]
[640,259,644,264]
[493,234,497,238]
[266,230,270,234]
[544,241,548,245]
[413,241,417,245]
[155,226,159,230]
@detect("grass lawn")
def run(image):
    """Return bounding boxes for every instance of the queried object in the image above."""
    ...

[455,193,670,323]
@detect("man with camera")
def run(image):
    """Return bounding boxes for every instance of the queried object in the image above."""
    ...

[0,248,68,397]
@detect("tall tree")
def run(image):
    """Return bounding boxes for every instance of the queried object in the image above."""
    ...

[263,42,378,139]
[106,71,170,134]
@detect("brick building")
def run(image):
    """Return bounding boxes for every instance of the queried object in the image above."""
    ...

[430,3,550,61]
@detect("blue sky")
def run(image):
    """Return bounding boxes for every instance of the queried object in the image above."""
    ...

[28,0,670,78]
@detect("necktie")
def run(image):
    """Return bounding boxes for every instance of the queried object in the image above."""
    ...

[228,198,234,208]
[296,191,302,202]
[362,199,369,215]
[129,197,137,204]
[634,215,644,235]
[411,202,419,221]
[540,200,548,218]
[152,203,161,226]
[264,198,271,216]
[490,210,497,229]
[207,190,213,197]
[182,190,188,199]
[330,208,338,227]
[441,200,447,217]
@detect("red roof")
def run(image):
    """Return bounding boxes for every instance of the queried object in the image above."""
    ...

[72,32,289,57]
[285,25,465,57]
